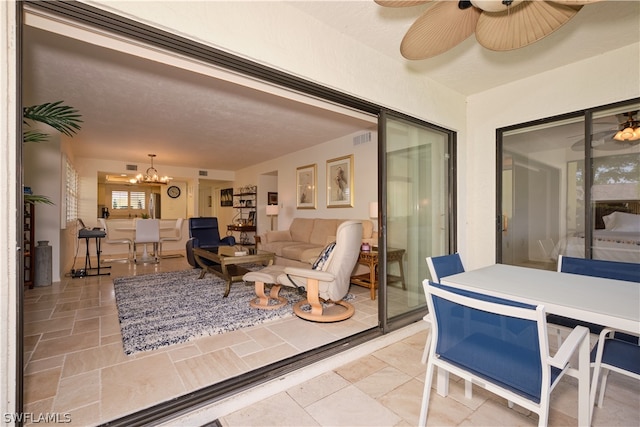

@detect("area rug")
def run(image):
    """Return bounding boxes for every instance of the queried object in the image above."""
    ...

[113,268,304,355]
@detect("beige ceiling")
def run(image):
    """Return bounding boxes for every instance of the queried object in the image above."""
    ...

[22,1,640,175]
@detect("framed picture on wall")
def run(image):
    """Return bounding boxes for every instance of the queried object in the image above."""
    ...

[296,164,317,209]
[268,192,278,205]
[327,155,353,208]
[221,188,233,206]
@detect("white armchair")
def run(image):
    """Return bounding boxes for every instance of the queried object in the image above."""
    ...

[278,220,362,322]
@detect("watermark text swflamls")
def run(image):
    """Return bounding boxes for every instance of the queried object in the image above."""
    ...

[4,412,72,423]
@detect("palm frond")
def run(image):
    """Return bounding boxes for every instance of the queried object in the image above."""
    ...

[23,101,83,140]
[23,130,50,143]
[24,194,54,205]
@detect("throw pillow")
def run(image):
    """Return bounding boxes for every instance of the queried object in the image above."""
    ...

[312,241,336,271]
[610,212,640,232]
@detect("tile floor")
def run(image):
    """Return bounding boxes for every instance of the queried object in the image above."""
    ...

[219,331,640,427]
[22,254,378,426]
[22,254,639,426]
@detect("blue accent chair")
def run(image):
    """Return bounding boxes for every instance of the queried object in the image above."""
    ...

[185,217,236,268]
[420,280,590,427]
[590,328,640,420]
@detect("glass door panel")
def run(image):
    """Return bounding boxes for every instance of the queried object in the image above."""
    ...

[499,101,640,267]
[501,116,584,269]
[383,114,452,321]
[589,106,640,262]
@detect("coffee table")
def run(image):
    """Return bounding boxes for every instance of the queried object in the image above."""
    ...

[192,246,275,297]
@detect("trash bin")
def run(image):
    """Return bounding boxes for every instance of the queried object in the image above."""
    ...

[34,240,52,287]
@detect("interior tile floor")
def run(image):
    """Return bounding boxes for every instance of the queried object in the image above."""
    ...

[22,253,639,426]
[22,254,379,426]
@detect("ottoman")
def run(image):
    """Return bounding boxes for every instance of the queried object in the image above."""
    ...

[243,265,288,309]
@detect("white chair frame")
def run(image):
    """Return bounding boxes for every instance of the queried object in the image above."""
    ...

[589,328,640,420]
[420,280,591,427]
[159,217,184,258]
[98,218,132,262]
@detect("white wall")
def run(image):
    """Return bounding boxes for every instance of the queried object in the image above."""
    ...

[235,130,379,236]
[464,43,640,270]
[4,0,638,422]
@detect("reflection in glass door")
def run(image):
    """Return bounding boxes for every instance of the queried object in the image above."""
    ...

[381,113,453,325]
[499,101,640,268]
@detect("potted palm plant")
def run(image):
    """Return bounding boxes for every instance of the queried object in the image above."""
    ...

[23,101,82,204]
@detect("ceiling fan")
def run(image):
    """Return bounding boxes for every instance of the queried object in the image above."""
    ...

[375,0,602,60]
[570,112,640,152]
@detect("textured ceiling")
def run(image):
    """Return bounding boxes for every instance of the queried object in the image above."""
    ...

[22,1,640,178]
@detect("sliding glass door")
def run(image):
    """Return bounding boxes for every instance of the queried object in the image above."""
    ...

[380,112,455,328]
[498,100,640,268]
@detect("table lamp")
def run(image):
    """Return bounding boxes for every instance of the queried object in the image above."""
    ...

[266,204,279,231]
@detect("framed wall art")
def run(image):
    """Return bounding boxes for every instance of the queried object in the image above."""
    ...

[296,164,317,209]
[220,188,233,206]
[267,192,278,205]
[327,155,354,208]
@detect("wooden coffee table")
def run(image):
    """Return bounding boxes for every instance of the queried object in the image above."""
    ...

[192,246,274,297]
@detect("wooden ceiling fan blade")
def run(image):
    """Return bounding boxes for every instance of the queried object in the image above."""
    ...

[374,0,431,7]
[400,2,481,60]
[476,1,580,51]
[548,0,602,5]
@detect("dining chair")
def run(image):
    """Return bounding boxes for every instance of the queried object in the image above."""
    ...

[98,218,132,262]
[552,255,640,345]
[589,328,640,419]
[420,280,590,427]
[424,253,472,397]
[558,255,640,282]
[159,217,184,258]
[134,218,160,264]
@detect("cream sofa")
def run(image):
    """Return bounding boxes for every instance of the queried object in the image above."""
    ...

[257,218,376,269]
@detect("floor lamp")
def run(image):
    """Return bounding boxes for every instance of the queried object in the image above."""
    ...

[266,205,279,231]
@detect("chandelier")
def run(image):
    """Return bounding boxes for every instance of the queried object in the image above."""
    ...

[613,112,640,142]
[134,154,171,185]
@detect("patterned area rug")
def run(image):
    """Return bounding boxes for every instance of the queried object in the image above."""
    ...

[113,268,304,355]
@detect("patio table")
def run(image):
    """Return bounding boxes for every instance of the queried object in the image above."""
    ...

[440,263,640,427]
[441,264,639,335]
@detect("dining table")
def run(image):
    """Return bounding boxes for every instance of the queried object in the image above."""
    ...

[439,263,640,427]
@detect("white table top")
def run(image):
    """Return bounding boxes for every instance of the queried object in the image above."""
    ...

[441,264,640,335]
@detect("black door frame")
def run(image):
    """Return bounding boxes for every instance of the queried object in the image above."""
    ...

[17,2,454,425]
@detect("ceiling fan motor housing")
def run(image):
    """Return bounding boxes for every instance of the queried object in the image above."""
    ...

[471,0,523,12]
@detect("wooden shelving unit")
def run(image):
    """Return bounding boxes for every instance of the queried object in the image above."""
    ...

[230,190,257,245]
[24,203,35,289]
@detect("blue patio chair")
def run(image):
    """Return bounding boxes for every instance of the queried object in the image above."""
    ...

[552,255,640,345]
[590,328,640,419]
[558,255,640,283]
[426,253,465,283]
[423,254,470,398]
[424,253,470,394]
[420,280,590,427]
